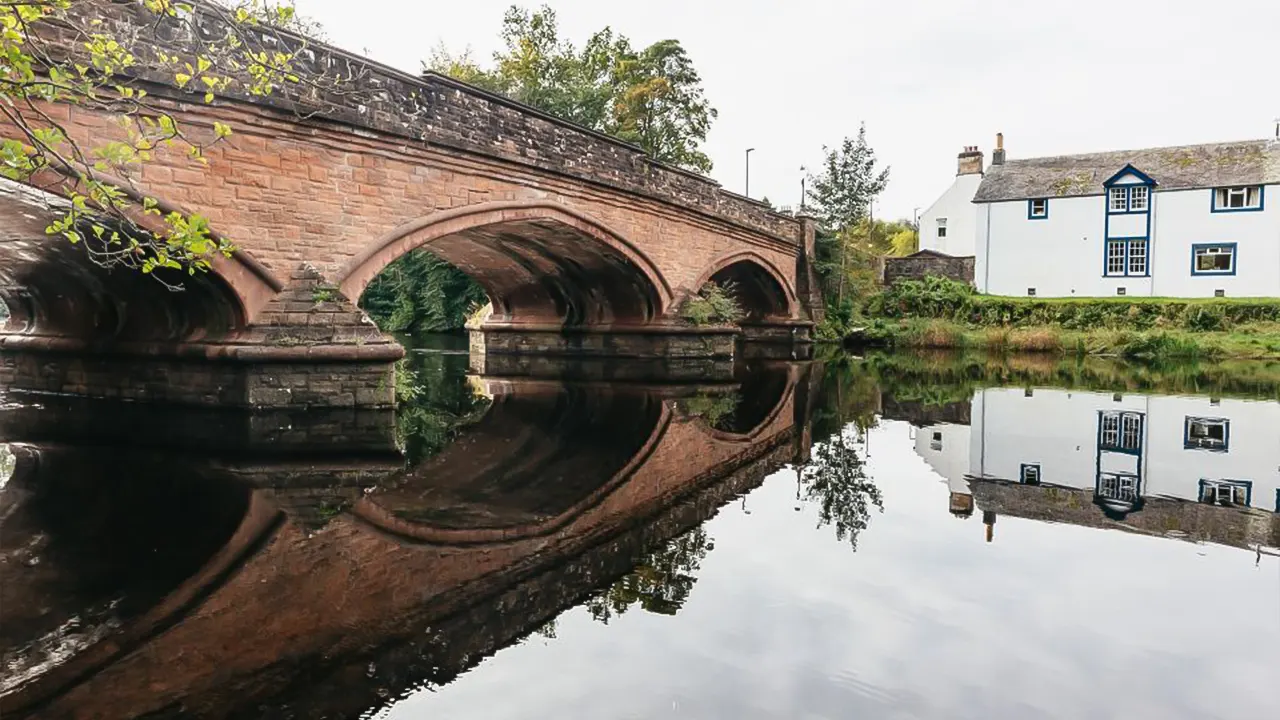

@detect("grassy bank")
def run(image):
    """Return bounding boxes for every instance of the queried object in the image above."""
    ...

[845,277,1280,360]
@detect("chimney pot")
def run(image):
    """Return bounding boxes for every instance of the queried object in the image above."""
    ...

[991,132,1006,166]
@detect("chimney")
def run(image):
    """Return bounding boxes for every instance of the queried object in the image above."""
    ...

[991,132,1006,166]
[956,145,984,176]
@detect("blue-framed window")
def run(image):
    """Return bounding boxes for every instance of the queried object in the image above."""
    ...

[1184,416,1229,451]
[1191,243,1237,275]
[1275,488,1279,513]
[1020,463,1042,485]
[1210,185,1264,213]
[1099,411,1144,454]
[1106,186,1151,214]
[1104,238,1148,277]
[1028,198,1049,219]
[1097,472,1141,505]
[1198,478,1252,507]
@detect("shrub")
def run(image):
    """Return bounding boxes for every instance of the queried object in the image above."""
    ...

[681,281,744,326]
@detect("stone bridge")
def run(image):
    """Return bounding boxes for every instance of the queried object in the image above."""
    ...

[0,2,823,408]
[0,360,820,718]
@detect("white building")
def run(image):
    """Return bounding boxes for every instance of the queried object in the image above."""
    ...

[915,388,1280,518]
[921,137,1280,298]
[917,146,985,257]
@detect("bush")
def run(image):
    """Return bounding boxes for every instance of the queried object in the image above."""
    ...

[862,279,1280,333]
[681,281,744,326]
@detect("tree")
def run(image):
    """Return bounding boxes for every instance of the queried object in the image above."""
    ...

[360,249,488,335]
[0,0,340,281]
[586,526,712,624]
[426,5,716,174]
[806,125,890,305]
[798,426,883,551]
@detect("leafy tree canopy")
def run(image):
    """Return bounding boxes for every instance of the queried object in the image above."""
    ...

[426,5,717,173]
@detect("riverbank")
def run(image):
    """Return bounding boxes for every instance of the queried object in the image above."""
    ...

[843,277,1280,360]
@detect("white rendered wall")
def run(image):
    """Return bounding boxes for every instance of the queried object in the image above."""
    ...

[919,173,982,256]
[913,422,971,488]
[975,185,1280,297]
[960,388,1280,510]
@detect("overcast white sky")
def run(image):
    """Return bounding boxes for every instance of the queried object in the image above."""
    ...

[294,0,1280,221]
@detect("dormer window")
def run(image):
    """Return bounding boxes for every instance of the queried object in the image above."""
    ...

[1128,186,1149,211]
[1212,186,1263,212]
[1103,165,1157,214]
[1109,187,1128,212]
[1028,198,1048,219]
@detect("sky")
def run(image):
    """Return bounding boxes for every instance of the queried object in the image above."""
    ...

[292,0,1280,221]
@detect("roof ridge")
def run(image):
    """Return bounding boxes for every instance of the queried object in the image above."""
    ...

[1001,138,1271,165]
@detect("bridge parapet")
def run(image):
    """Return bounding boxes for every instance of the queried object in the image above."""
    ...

[65,0,801,244]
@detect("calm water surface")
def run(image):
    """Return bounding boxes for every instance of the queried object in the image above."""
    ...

[1,342,1277,719]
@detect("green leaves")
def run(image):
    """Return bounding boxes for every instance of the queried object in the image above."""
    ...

[427,5,717,173]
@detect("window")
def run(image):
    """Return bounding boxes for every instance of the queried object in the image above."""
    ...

[1109,187,1129,212]
[1020,463,1041,485]
[1213,186,1263,212]
[1185,417,1229,451]
[1098,472,1140,504]
[1192,244,1236,275]
[1127,240,1147,275]
[936,218,948,239]
[931,431,943,451]
[1100,411,1143,452]
[1105,239,1148,277]
[1028,198,1048,219]
[1198,479,1252,507]
[1106,240,1127,275]
[1128,186,1149,211]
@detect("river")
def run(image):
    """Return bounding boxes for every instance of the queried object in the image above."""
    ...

[1,341,1278,719]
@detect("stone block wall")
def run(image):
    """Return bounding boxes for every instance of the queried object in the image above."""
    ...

[883,254,975,286]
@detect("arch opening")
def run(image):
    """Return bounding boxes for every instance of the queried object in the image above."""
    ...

[340,203,672,331]
[707,259,793,323]
[0,179,252,344]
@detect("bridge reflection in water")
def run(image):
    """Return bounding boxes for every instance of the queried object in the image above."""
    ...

[0,358,821,719]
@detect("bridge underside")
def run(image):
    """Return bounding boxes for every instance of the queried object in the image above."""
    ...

[0,178,813,409]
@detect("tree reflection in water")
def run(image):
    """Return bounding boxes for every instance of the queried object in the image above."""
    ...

[798,426,884,551]
[586,526,713,624]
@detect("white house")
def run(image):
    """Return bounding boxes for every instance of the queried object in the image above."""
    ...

[914,388,1280,519]
[918,146,985,257]
[921,136,1280,298]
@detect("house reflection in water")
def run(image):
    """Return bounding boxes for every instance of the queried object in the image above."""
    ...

[913,388,1280,550]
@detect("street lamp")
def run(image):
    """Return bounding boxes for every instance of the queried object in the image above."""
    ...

[800,165,807,212]
[744,147,755,197]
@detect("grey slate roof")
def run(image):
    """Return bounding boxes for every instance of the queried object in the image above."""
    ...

[973,139,1280,202]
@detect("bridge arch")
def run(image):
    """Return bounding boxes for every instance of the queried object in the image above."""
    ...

[0,176,283,344]
[691,249,799,322]
[338,201,674,328]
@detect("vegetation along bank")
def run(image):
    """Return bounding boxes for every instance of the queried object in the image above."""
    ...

[847,277,1280,360]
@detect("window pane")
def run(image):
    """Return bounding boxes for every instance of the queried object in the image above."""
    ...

[1107,241,1126,275]
[1110,188,1128,211]
[1247,187,1261,207]
[1128,240,1147,275]
[1129,187,1148,211]
[1227,188,1245,207]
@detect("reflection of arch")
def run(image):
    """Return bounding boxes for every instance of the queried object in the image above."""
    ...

[691,250,798,321]
[352,393,673,546]
[0,447,282,717]
[0,176,283,342]
[691,365,795,442]
[337,201,673,327]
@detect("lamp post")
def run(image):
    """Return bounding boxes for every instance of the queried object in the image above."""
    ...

[744,147,755,197]
[800,165,807,212]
